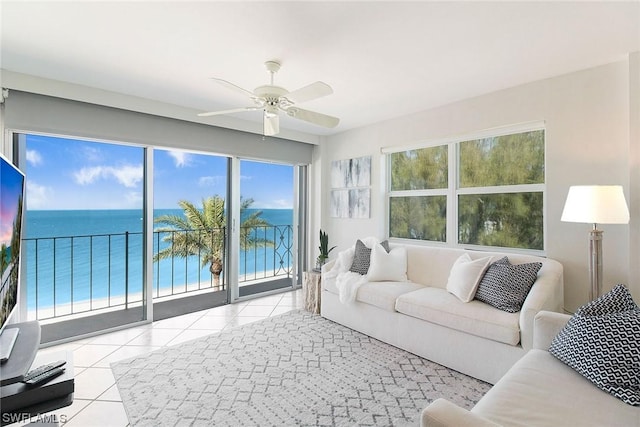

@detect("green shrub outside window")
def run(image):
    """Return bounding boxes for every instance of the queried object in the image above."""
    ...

[388,128,545,250]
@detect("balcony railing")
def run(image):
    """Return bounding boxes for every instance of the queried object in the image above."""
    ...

[24,225,293,321]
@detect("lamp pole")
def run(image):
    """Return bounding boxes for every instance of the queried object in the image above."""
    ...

[588,224,603,301]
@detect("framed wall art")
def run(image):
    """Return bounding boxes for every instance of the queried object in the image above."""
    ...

[330,156,371,218]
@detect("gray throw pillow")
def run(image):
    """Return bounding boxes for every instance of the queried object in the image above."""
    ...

[474,257,542,313]
[549,284,640,406]
[349,239,390,275]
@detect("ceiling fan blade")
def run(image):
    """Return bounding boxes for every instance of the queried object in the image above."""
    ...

[198,107,259,117]
[264,113,279,136]
[285,107,339,128]
[211,78,255,98]
[285,81,333,104]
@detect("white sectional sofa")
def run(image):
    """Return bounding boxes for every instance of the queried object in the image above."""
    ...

[320,241,564,384]
[420,311,639,426]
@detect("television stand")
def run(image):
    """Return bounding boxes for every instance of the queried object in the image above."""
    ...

[0,322,75,426]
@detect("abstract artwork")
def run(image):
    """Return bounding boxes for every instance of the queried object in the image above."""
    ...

[330,156,371,218]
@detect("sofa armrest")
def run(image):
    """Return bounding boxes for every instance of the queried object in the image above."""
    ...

[421,399,501,427]
[533,310,571,350]
[518,259,564,350]
[320,259,337,275]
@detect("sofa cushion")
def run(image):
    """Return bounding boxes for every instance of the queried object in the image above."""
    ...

[395,287,521,345]
[446,254,493,303]
[367,245,408,282]
[475,257,542,313]
[472,349,638,426]
[349,239,390,275]
[356,281,425,312]
[549,284,640,406]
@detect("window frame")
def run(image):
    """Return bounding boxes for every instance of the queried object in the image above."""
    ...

[384,122,546,255]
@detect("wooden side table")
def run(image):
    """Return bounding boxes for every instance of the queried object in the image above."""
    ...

[302,270,322,314]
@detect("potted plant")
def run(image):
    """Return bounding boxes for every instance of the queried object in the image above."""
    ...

[317,229,337,269]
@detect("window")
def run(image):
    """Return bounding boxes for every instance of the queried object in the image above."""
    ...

[389,145,448,241]
[387,126,545,251]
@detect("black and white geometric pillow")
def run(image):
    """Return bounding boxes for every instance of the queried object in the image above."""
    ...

[349,239,391,275]
[577,283,638,316]
[549,284,640,406]
[474,257,542,313]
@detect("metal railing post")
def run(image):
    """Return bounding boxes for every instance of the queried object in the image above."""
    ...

[125,231,129,309]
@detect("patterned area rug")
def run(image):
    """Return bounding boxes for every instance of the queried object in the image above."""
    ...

[112,310,490,426]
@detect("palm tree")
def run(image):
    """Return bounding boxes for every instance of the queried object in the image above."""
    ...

[154,196,273,288]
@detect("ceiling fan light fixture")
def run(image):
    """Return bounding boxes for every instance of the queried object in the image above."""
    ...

[265,105,278,117]
[264,113,279,136]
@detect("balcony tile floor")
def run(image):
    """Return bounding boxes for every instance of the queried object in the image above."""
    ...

[13,289,304,427]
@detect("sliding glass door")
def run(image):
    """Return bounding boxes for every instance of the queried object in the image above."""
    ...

[20,133,147,342]
[236,160,295,298]
[152,149,230,319]
[16,130,307,342]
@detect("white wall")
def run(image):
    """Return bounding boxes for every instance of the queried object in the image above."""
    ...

[316,58,637,312]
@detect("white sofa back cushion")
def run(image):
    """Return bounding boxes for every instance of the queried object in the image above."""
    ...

[368,245,408,282]
[404,245,554,289]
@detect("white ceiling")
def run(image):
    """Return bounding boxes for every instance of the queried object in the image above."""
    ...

[1,1,639,140]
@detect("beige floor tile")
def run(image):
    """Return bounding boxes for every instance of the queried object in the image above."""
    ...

[93,345,160,368]
[276,299,305,309]
[189,315,234,330]
[279,292,303,303]
[244,294,284,305]
[73,367,116,400]
[204,304,245,317]
[72,344,122,368]
[87,327,149,346]
[125,328,183,346]
[96,384,123,402]
[167,328,220,346]
[36,341,85,357]
[151,313,202,329]
[271,306,295,316]
[239,304,276,317]
[220,317,242,329]
[14,398,93,427]
[65,401,129,427]
[235,316,267,326]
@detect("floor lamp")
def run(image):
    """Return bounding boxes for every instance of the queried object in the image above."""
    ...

[561,185,630,301]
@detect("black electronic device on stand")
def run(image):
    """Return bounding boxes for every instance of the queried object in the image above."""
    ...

[0,322,75,426]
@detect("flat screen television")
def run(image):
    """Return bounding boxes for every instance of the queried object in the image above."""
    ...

[0,151,25,362]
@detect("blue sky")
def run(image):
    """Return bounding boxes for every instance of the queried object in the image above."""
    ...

[25,134,293,210]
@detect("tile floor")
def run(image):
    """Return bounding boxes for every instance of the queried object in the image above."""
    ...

[13,290,304,427]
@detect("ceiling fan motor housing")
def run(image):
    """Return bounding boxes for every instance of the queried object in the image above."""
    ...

[254,85,288,100]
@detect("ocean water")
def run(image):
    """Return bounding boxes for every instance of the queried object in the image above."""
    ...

[24,209,293,312]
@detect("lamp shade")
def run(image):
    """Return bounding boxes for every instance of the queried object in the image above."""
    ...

[561,185,630,224]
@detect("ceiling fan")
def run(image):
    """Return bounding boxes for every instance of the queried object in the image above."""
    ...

[198,61,340,136]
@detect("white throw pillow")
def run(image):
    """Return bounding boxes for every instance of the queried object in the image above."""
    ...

[367,244,408,282]
[446,254,493,302]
